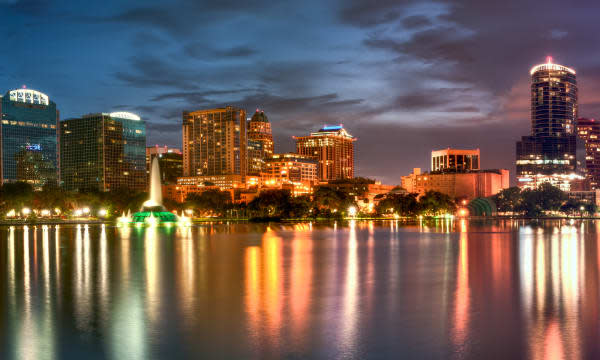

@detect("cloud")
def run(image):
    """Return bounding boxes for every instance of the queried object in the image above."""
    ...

[401,15,432,29]
[99,0,273,36]
[114,56,200,90]
[184,43,258,60]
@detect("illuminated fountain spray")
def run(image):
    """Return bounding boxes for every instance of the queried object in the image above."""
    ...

[144,157,163,209]
[131,157,180,225]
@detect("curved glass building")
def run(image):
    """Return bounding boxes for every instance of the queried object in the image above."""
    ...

[530,57,577,137]
[0,88,59,188]
[516,58,582,190]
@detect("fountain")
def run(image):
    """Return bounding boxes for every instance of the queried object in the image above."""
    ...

[131,157,178,225]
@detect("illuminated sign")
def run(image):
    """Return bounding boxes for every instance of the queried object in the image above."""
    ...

[25,144,42,151]
[8,89,49,105]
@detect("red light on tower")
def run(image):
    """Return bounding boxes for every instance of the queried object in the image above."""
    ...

[22,85,27,89]
[546,56,553,64]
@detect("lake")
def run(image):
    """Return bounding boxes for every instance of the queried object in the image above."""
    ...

[0,220,598,359]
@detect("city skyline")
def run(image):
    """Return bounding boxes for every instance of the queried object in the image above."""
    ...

[3,1,600,184]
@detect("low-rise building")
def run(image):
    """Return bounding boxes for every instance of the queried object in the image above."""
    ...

[567,190,600,207]
[431,148,480,172]
[261,153,317,185]
[401,168,509,200]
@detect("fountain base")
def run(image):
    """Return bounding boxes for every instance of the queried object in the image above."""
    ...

[132,211,178,224]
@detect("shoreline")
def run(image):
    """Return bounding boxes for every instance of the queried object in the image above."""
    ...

[0,215,598,226]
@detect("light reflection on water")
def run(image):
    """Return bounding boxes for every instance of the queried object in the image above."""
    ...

[1,220,600,358]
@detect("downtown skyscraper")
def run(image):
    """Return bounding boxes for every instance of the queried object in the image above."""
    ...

[60,112,147,192]
[294,125,355,181]
[247,109,274,176]
[0,88,60,189]
[182,106,247,178]
[516,57,581,191]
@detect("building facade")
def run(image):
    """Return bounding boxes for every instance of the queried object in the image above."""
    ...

[516,57,581,190]
[0,88,59,188]
[261,153,317,186]
[247,109,274,175]
[576,118,600,189]
[431,148,480,172]
[294,125,355,181]
[401,168,510,200]
[146,145,183,185]
[182,106,246,178]
[60,112,146,192]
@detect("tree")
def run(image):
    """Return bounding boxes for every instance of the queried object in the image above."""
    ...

[492,187,522,213]
[376,193,420,216]
[248,189,293,218]
[313,186,354,213]
[186,189,231,216]
[418,191,456,216]
[0,182,35,213]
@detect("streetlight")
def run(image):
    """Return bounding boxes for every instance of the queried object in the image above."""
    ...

[98,209,108,217]
[22,207,31,217]
[348,206,357,218]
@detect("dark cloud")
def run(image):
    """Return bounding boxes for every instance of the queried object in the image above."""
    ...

[2,0,49,15]
[101,0,272,35]
[114,56,200,90]
[401,15,431,29]
[184,43,258,59]
[339,0,411,27]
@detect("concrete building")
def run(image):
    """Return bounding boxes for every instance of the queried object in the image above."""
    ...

[401,168,509,200]
[60,112,146,192]
[261,153,317,185]
[294,125,355,181]
[183,106,246,178]
[247,109,274,175]
[431,148,480,172]
[576,118,600,189]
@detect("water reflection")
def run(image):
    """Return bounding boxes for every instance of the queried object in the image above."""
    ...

[2,220,600,358]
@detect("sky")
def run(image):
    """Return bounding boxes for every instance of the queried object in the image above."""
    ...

[2,0,600,185]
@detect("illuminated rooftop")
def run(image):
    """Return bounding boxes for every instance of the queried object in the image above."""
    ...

[109,111,141,121]
[530,56,575,75]
[7,88,50,105]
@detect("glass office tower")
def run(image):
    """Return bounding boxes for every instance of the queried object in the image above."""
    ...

[0,88,59,188]
[60,112,146,192]
[516,58,581,190]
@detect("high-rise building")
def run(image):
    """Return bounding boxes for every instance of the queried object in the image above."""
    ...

[182,106,246,178]
[60,112,146,192]
[247,109,274,175]
[577,118,600,189]
[146,145,183,185]
[0,88,59,188]
[431,148,480,172]
[516,57,582,190]
[294,125,355,181]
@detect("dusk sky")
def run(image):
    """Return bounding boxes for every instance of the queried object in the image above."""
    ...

[2,0,600,184]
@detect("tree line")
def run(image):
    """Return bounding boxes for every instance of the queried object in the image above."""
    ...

[492,183,596,217]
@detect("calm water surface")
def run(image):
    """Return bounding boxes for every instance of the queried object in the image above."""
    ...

[0,220,599,359]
